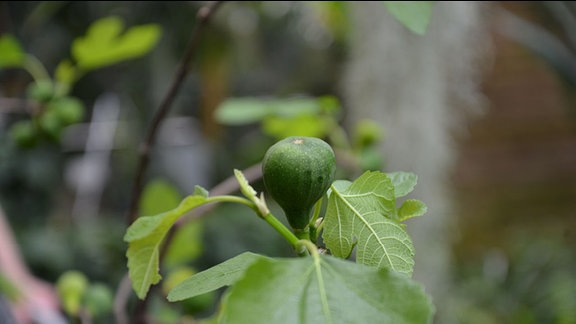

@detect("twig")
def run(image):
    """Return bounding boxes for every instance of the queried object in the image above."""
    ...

[119,2,225,323]
[127,0,225,226]
[182,162,263,221]
[0,98,40,114]
[158,162,263,263]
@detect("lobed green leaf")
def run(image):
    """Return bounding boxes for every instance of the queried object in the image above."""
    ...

[219,254,434,323]
[387,171,418,197]
[323,171,415,275]
[72,16,161,70]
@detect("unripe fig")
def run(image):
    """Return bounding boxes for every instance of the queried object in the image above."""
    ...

[49,96,84,125]
[83,283,113,318]
[27,80,54,103]
[56,270,88,316]
[262,136,336,230]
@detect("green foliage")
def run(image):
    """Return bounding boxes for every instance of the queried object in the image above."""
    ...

[1,16,161,149]
[56,271,114,320]
[383,1,435,35]
[72,16,162,71]
[219,253,433,323]
[388,171,418,197]
[83,283,114,318]
[125,194,210,299]
[3,3,446,323]
[9,121,37,148]
[215,96,340,140]
[398,199,428,221]
[0,34,24,68]
[167,252,267,302]
[27,80,55,102]
[55,59,76,85]
[163,266,217,314]
[322,171,416,275]
[56,270,89,316]
[49,96,85,125]
[125,159,432,323]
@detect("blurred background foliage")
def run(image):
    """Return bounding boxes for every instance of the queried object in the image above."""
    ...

[0,1,575,323]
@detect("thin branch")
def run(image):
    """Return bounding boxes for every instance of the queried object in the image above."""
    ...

[127,0,225,226]
[0,98,39,114]
[120,2,226,323]
[182,162,263,221]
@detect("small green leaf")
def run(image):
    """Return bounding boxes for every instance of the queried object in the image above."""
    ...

[323,171,415,275]
[193,185,209,198]
[215,99,272,125]
[167,252,267,302]
[72,16,161,70]
[55,59,77,85]
[383,1,435,35]
[234,169,268,215]
[270,98,321,117]
[56,271,89,316]
[215,97,326,126]
[388,171,418,197]
[234,169,258,201]
[398,199,427,221]
[139,179,181,217]
[125,195,209,299]
[262,114,330,139]
[220,254,434,323]
[0,34,25,68]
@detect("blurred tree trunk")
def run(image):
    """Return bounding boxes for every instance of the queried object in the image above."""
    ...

[343,2,492,320]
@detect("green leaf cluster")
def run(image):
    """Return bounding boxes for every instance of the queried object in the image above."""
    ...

[215,96,340,139]
[55,270,114,319]
[219,254,433,323]
[169,251,433,323]
[125,191,209,299]
[0,34,25,68]
[323,171,427,275]
[124,168,432,323]
[71,16,161,71]
[1,17,161,149]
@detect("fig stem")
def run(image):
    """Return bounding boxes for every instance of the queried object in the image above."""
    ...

[262,213,308,256]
